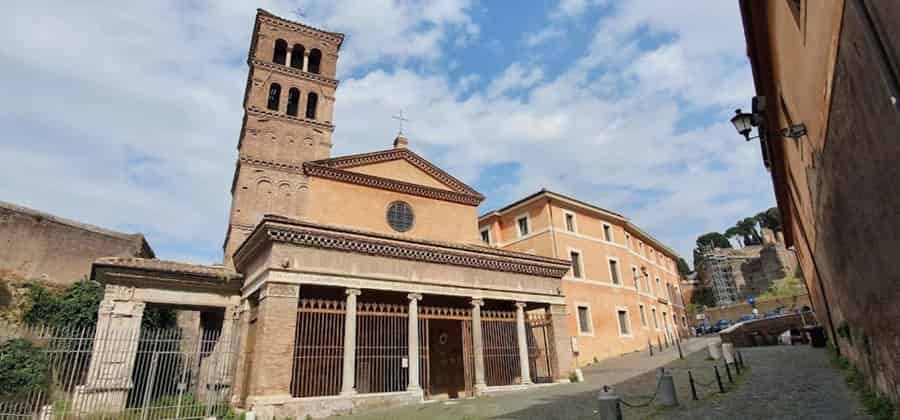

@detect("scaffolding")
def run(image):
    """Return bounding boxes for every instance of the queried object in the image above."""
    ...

[700,244,739,305]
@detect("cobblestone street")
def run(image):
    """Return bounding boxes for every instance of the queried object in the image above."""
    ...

[331,341,871,419]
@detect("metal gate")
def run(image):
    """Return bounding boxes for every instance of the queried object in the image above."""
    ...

[418,306,474,398]
[355,302,408,393]
[482,309,520,386]
[526,310,557,383]
[291,298,345,397]
[0,324,238,420]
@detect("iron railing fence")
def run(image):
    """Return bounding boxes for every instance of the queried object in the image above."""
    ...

[0,323,238,420]
[291,298,346,398]
[355,302,408,394]
[481,310,520,386]
[526,310,557,383]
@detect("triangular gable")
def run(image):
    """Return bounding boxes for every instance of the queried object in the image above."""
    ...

[303,148,485,206]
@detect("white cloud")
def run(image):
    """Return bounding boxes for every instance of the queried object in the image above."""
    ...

[524,27,564,47]
[0,0,773,265]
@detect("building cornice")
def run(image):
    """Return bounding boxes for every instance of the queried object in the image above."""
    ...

[310,148,482,197]
[249,59,339,88]
[255,9,345,49]
[234,217,571,279]
[240,156,305,175]
[246,107,335,132]
[303,163,484,206]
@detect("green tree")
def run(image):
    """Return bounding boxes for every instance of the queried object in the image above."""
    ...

[676,257,692,276]
[755,207,782,231]
[693,232,731,267]
[0,339,50,398]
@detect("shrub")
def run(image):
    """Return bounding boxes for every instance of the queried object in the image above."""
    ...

[0,338,50,398]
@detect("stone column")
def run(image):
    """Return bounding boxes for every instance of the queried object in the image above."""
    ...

[302,51,310,72]
[549,304,574,381]
[515,302,533,385]
[470,299,487,392]
[285,50,292,67]
[341,288,361,395]
[73,285,145,414]
[230,300,252,406]
[246,283,299,402]
[406,293,422,393]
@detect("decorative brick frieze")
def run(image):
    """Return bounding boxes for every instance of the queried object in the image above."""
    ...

[261,224,570,278]
[249,59,339,88]
[255,9,344,46]
[239,156,306,175]
[246,107,335,132]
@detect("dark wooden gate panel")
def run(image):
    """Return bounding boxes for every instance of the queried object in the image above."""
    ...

[419,306,473,398]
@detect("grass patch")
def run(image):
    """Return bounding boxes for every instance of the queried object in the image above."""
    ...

[827,345,898,420]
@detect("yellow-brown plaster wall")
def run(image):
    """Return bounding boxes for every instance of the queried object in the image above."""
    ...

[306,177,480,244]
[344,159,454,191]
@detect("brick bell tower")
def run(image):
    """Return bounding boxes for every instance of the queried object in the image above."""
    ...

[224,9,344,265]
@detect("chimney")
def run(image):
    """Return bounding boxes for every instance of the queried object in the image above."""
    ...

[393,134,409,149]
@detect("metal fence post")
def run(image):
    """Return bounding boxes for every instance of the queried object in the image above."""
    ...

[714,365,725,393]
[738,350,745,369]
[649,339,654,357]
[657,336,663,352]
[724,361,734,384]
[676,337,684,360]
[688,370,698,401]
[735,357,742,375]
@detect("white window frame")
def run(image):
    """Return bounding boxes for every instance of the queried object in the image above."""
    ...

[656,277,662,297]
[615,306,632,337]
[602,223,614,242]
[575,303,594,336]
[515,213,530,238]
[479,226,491,245]
[639,304,648,328]
[568,248,585,279]
[563,210,577,233]
[608,257,621,286]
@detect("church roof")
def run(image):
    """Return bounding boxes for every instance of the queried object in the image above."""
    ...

[304,147,485,206]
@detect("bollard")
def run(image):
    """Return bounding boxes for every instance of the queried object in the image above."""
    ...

[597,385,623,420]
[735,357,742,375]
[658,371,679,407]
[658,336,663,352]
[708,340,722,360]
[688,370,699,401]
[649,339,654,357]
[676,337,684,360]
[737,350,745,369]
[714,365,725,393]
[724,361,734,384]
[722,342,735,364]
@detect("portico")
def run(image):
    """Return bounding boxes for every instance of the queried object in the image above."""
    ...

[231,217,572,418]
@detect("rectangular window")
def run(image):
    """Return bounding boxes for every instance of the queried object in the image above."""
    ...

[480,228,490,244]
[617,310,630,336]
[577,306,592,334]
[625,233,631,249]
[656,278,661,296]
[603,224,613,241]
[639,304,647,327]
[516,216,530,237]
[632,267,639,290]
[570,251,583,279]
[652,308,659,329]
[564,212,576,232]
[609,259,620,284]
[682,316,688,328]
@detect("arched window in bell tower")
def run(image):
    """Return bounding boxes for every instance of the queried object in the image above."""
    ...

[286,88,300,116]
[273,39,288,65]
[308,49,322,74]
[290,44,305,69]
[267,83,281,111]
[306,92,318,119]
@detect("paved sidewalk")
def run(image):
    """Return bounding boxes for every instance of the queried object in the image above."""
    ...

[666,345,871,420]
[331,337,713,419]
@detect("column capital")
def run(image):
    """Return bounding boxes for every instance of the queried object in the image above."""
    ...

[470,298,484,307]
[515,302,528,309]
[346,288,362,296]
[407,293,423,301]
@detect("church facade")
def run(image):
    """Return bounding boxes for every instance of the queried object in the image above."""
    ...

[88,9,574,419]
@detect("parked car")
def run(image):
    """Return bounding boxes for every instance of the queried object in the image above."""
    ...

[712,319,733,333]
[695,321,713,335]
[738,314,756,323]
[766,309,784,318]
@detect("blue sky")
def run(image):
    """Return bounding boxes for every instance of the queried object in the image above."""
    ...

[0,0,775,265]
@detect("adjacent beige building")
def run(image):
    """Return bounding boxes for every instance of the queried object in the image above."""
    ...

[479,190,689,365]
